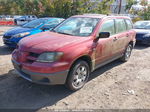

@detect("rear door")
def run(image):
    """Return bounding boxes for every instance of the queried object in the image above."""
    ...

[125,19,135,42]
[112,18,129,56]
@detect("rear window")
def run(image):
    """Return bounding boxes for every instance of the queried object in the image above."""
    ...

[115,19,127,33]
[125,19,133,30]
[134,21,150,29]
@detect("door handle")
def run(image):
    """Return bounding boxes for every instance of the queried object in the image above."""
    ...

[113,37,118,41]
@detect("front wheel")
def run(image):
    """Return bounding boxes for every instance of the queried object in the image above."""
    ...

[66,60,90,91]
[120,44,133,62]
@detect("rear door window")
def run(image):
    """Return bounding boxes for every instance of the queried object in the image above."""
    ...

[125,19,133,30]
[115,19,127,33]
[99,19,115,36]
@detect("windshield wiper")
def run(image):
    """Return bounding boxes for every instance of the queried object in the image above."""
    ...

[50,30,73,36]
[51,29,56,32]
[57,32,73,36]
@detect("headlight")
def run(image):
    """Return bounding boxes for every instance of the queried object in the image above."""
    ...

[36,52,64,63]
[12,32,30,38]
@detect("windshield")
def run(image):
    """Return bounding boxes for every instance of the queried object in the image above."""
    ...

[53,17,100,36]
[134,21,150,29]
[23,19,48,28]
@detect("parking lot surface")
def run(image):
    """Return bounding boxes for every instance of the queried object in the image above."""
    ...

[0,27,150,111]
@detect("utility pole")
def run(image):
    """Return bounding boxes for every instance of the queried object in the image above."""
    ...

[118,0,122,14]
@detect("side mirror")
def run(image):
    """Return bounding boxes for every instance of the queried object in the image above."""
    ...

[97,32,110,39]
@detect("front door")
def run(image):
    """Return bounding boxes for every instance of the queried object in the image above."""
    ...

[94,19,116,68]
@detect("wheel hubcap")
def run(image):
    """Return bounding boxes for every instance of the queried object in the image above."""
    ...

[126,46,131,58]
[73,66,88,87]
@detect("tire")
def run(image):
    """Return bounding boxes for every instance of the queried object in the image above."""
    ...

[66,60,90,91]
[120,44,133,62]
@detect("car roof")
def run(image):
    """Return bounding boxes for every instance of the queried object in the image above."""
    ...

[72,14,131,20]
[39,17,64,20]
[72,14,106,19]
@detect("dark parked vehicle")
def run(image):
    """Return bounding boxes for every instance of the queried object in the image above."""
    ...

[12,15,136,91]
[134,21,150,45]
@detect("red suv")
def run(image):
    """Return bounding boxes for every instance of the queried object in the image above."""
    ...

[12,14,136,91]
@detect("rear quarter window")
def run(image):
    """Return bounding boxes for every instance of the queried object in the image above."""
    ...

[115,19,127,33]
[125,19,133,30]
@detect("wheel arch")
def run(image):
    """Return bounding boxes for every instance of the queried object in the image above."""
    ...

[69,55,93,75]
[129,41,134,48]
[65,55,92,91]
[69,55,93,73]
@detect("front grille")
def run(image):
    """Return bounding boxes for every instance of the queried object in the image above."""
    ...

[29,52,39,58]
[3,35,11,39]
[16,50,40,64]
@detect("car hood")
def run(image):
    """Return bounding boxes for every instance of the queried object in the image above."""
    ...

[4,27,33,36]
[134,29,150,34]
[19,31,89,52]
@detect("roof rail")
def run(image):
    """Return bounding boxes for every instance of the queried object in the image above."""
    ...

[83,13,107,16]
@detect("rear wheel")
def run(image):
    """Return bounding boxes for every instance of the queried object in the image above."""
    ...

[66,60,90,91]
[120,44,133,62]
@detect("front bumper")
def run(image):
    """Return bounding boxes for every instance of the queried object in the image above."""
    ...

[12,59,69,85]
[3,38,17,48]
